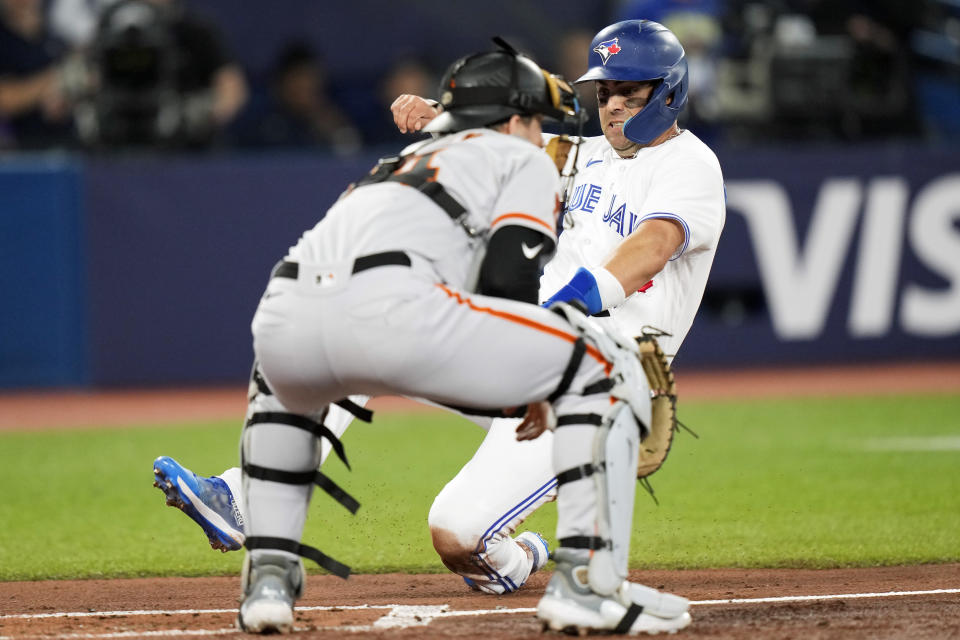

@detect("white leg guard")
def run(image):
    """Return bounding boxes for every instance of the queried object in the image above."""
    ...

[588,401,641,595]
[214,393,366,533]
[241,391,356,579]
[214,392,370,536]
[547,303,652,596]
[242,393,324,548]
[249,365,366,468]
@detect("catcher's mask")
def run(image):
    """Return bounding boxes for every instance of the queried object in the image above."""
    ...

[424,37,583,134]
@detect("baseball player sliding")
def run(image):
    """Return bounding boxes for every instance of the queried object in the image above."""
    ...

[153,20,723,635]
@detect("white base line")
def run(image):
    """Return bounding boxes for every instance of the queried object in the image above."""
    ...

[3,588,958,621]
[0,631,237,640]
[0,588,957,639]
[693,588,960,605]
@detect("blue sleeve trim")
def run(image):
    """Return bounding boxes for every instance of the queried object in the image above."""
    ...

[637,212,690,260]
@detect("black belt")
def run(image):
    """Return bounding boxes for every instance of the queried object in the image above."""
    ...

[272,251,412,280]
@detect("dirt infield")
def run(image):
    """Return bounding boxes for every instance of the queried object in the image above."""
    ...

[1,363,958,638]
[1,565,958,638]
[2,361,959,431]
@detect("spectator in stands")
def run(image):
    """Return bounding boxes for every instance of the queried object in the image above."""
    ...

[909,0,960,140]
[0,0,76,149]
[719,0,925,142]
[155,0,247,136]
[235,41,361,153]
[69,0,248,148]
[791,0,923,139]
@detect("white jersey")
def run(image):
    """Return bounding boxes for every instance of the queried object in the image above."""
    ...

[542,131,726,358]
[288,129,561,292]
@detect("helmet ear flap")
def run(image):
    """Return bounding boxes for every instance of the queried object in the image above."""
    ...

[622,80,679,145]
[668,64,689,113]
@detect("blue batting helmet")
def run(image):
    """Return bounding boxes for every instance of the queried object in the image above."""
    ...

[576,20,688,145]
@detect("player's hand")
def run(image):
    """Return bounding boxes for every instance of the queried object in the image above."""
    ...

[390,94,440,133]
[515,401,557,441]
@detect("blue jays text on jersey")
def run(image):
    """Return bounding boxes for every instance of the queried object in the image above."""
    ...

[566,183,642,238]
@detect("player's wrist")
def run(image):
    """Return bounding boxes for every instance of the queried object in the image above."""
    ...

[543,266,623,315]
[590,267,626,310]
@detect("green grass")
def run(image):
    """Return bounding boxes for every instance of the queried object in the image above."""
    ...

[0,394,958,581]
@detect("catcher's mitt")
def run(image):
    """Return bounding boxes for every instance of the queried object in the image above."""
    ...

[544,135,575,174]
[634,334,686,499]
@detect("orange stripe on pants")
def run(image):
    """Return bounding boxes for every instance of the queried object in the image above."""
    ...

[436,284,610,371]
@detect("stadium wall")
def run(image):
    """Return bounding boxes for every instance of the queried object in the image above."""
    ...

[1,144,957,388]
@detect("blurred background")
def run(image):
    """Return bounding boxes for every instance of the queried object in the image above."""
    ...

[1,0,958,389]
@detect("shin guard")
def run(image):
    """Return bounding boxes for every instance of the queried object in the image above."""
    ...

[241,391,360,579]
[587,401,641,595]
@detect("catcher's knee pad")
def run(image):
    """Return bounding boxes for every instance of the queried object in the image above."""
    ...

[243,393,324,472]
[548,302,652,433]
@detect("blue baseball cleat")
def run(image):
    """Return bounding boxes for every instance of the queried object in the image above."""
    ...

[152,456,245,552]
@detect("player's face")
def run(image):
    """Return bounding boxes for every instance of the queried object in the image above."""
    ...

[596,80,655,156]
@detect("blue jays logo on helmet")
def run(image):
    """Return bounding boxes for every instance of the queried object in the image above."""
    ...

[593,37,622,65]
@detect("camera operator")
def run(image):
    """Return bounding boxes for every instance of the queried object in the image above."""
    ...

[74,0,246,149]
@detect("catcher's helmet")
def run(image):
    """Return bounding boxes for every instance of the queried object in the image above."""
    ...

[577,20,688,145]
[424,40,580,134]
